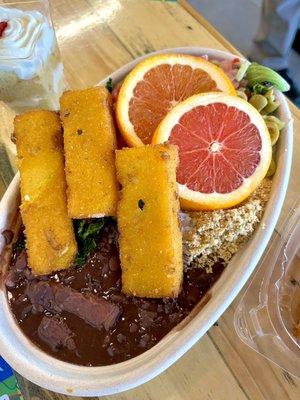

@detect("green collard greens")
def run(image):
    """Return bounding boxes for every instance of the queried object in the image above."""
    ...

[74,219,105,266]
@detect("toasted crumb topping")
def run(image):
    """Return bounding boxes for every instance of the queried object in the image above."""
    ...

[182,179,272,272]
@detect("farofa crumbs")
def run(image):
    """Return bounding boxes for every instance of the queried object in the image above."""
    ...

[182,179,272,272]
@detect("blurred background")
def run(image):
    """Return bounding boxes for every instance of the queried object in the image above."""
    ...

[189,0,300,106]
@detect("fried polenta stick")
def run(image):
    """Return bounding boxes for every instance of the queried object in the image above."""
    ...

[14,111,77,275]
[115,144,183,298]
[60,87,118,218]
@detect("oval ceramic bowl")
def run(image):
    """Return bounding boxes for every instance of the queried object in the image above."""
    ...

[0,48,293,396]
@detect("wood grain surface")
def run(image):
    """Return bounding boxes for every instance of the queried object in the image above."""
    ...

[1,1,300,399]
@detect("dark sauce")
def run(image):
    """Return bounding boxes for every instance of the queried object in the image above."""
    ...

[5,220,224,366]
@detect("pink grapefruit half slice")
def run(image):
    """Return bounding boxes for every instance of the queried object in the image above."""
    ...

[152,92,272,210]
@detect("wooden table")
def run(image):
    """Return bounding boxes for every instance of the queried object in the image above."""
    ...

[2,0,300,399]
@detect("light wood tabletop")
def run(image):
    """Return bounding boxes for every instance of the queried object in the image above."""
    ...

[1,0,300,399]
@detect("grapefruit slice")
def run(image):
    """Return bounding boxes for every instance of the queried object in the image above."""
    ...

[116,54,236,147]
[152,92,272,210]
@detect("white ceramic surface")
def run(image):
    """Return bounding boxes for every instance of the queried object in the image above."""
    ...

[0,48,293,396]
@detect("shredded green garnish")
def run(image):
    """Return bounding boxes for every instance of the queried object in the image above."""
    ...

[74,219,105,266]
[252,82,273,95]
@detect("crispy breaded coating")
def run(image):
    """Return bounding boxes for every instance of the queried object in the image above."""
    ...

[115,144,183,298]
[14,111,77,275]
[60,87,118,218]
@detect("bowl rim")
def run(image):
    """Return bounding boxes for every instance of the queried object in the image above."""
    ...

[0,46,293,396]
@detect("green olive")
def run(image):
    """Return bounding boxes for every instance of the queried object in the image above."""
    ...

[266,120,280,145]
[249,94,268,112]
[261,100,280,115]
[263,115,285,130]
[266,158,276,177]
[265,89,275,102]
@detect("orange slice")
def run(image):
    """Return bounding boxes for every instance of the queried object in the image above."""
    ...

[116,54,236,146]
[152,92,272,210]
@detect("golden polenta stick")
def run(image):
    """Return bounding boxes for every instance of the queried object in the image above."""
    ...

[60,87,118,218]
[14,111,77,275]
[115,144,183,298]
[14,109,63,158]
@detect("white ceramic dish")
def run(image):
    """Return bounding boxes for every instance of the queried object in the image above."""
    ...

[0,47,293,396]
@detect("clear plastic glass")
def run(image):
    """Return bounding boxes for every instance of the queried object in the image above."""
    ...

[0,0,65,112]
[234,197,300,378]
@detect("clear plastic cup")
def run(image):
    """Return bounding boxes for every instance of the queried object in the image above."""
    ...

[0,0,65,112]
[234,197,300,378]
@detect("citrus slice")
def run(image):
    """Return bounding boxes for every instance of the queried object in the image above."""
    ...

[152,92,272,210]
[116,54,236,146]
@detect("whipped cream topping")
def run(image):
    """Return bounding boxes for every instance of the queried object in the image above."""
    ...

[0,7,55,79]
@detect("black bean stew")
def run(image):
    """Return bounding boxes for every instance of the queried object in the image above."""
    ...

[4,220,224,366]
